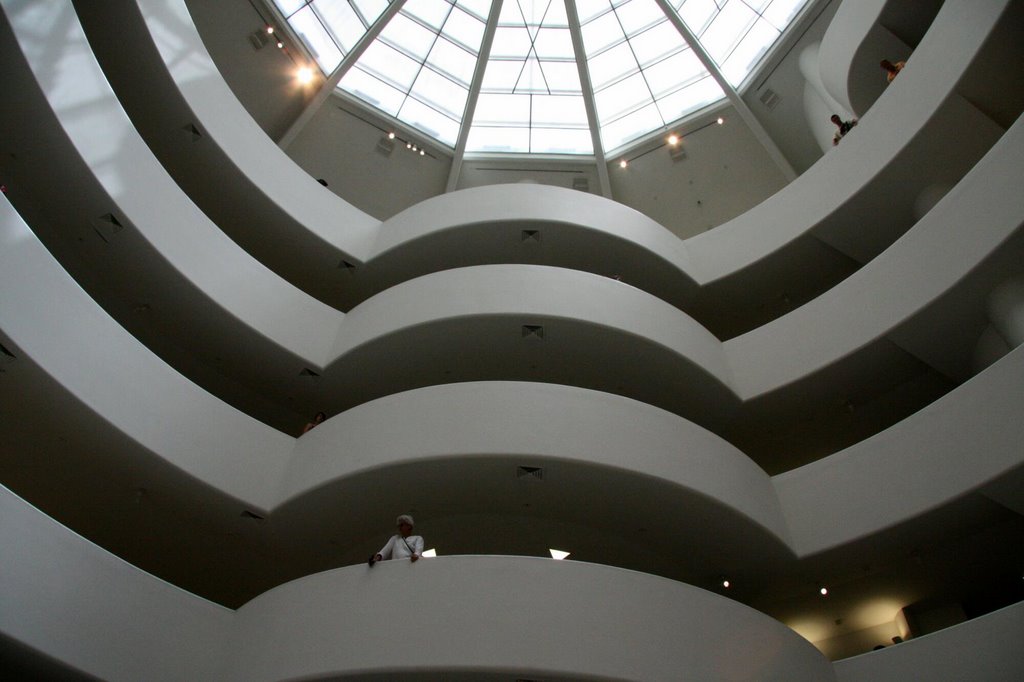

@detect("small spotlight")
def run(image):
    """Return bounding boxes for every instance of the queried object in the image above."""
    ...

[717,116,725,125]
[722,579,730,588]
[388,132,396,140]
[419,149,425,156]
[667,134,679,146]
[276,41,284,49]
[820,586,829,596]
[266,26,274,35]
[411,145,418,152]
[406,142,412,149]
[549,549,570,560]
[619,159,628,168]
[296,66,314,85]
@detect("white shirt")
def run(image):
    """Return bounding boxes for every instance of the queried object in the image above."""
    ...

[378,534,423,560]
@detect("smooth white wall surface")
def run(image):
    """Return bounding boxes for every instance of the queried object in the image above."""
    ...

[726,115,1024,399]
[3,0,343,366]
[0,486,231,682]
[135,0,380,255]
[833,601,1024,681]
[774,344,1024,557]
[227,557,835,682]
[0,198,292,508]
[288,97,452,221]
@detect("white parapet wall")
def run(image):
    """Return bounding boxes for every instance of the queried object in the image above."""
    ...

[0,484,834,681]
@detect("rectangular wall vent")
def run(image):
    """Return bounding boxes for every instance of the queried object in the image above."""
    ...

[521,324,544,339]
[516,466,544,480]
[759,88,781,110]
[572,177,589,192]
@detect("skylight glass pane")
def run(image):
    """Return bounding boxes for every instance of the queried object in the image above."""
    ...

[588,42,638,90]
[581,11,624,55]
[576,0,612,24]
[474,93,531,125]
[644,50,704,97]
[541,61,582,93]
[352,0,390,24]
[533,28,574,59]
[404,0,452,29]
[288,6,343,72]
[672,0,718,37]
[601,102,662,150]
[426,37,478,85]
[357,41,421,88]
[763,0,806,29]
[655,75,723,121]
[615,0,665,35]
[443,7,485,49]
[340,68,406,115]
[531,94,587,126]
[457,0,491,21]
[544,1,570,26]
[274,0,309,17]
[410,68,468,117]
[594,72,652,122]
[531,127,593,154]
[481,61,526,90]
[398,98,460,144]
[466,126,530,152]
[701,1,757,65]
[491,27,532,57]
[630,20,686,67]
[517,57,549,93]
[720,17,779,86]
[313,1,365,53]
[381,13,437,60]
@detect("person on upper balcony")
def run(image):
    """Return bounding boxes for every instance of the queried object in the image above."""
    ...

[831,114,858,146]
[881,59,906,83]
[369,514,423,565]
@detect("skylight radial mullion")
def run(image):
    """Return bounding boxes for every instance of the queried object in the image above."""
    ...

[447,0,503,190]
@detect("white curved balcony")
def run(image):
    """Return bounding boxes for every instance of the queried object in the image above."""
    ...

[4,190,1023,578]
[0,484,834,681]
[58,0,1015,333]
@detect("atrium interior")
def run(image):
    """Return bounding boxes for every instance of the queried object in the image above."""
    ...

[1,0,1023,679]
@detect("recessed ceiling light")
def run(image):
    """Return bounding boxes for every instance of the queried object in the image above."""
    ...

[619,159,628,168]
[296,67,314,85]
[820,586,829,596]
[266,26,274,35]
[667,134,679,146]
[388,132,396,139]
[549,549,570,560]
[717,116,725,125]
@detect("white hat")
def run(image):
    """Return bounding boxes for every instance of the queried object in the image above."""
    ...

[396,514,414,527]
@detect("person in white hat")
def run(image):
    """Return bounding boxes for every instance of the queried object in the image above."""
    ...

[369,514,423,565]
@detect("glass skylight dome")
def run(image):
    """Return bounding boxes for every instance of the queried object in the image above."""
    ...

[271,0,810,155]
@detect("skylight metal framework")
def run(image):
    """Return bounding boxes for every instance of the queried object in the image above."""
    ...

[270,0,810,172]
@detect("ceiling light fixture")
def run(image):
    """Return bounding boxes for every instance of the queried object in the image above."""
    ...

[266,26,274,35]
[722,578,730,588]
[388,132,395,140]
[667,134,679,146]
[619,159,628,169]
[820,586,829,596]
[296,67,314,85]
[717,117,725,125]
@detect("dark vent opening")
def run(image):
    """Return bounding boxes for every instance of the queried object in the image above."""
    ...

[516,466,544,480]
[521,324,544,339]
